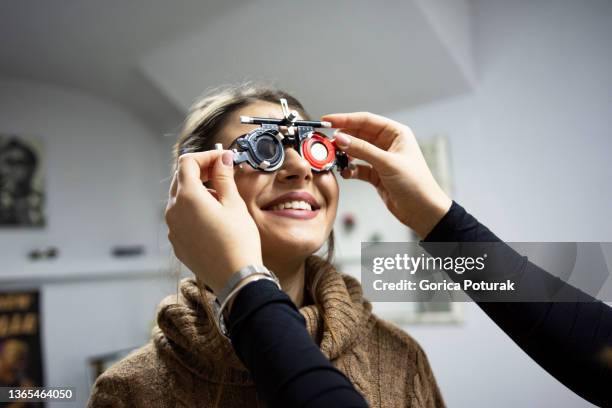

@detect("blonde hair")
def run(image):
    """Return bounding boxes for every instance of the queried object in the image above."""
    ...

[173,82,308,168]
[171,82,335,300]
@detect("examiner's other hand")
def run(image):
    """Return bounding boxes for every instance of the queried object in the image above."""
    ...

[165,150,262,294]
[323,112,452,238]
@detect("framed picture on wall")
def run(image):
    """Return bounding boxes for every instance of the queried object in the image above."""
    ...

[0,290,45,399]
[335,135,463,326]
[399,135,462,324]
[0,134,46,227]
[336,259,464,326]
[419,135,453,198]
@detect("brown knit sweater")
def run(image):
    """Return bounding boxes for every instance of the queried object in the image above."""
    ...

[88,256,445,407]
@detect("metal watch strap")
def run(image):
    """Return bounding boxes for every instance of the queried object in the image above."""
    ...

[216,264,276,305]
[214,265,280,337]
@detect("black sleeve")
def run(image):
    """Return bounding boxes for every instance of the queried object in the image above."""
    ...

[227,279,369,408]
[423,201,612,407]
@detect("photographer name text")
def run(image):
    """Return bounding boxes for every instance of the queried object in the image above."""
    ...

[372,279,515,292]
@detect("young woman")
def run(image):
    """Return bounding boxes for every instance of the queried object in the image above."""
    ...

[87,84,447,407]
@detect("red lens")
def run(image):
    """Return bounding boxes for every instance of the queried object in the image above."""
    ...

[302,133,336,171]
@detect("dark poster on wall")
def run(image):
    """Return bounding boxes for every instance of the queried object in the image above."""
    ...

[0,290,45,407]
[0,134,46,227]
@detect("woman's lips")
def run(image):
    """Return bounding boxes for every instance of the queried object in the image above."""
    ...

[264,208,320,220]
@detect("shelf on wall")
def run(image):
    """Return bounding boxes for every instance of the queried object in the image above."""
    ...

[0,256,175,285]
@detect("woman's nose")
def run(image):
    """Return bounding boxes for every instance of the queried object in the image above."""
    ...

[277,147,312,182]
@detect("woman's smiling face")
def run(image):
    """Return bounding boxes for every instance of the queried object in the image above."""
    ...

[215,100,339,264]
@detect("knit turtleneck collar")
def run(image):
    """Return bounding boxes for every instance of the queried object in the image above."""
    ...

[152,255,374,385]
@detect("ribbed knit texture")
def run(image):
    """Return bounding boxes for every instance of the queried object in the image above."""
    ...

[88,255,445,407]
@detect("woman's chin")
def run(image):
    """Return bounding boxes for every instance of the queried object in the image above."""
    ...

[261,235,324,260]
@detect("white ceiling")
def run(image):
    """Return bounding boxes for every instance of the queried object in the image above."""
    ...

[0,0,475,134]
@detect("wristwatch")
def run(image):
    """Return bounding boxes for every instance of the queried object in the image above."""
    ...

[213,264,280,337]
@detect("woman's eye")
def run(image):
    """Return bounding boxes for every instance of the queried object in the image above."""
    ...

[256,139,277,159]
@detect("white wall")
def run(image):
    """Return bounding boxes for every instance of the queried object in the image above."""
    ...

[0,76,172,267]
[0,77,177,407]
[380,1,611,406]
[140,0,475,116]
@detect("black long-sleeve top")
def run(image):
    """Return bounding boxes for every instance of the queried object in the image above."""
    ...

[424,201,612,406]
[228,201,612,407]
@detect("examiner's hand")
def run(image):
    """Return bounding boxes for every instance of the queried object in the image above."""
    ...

[323,112,452,238]
[165,150,262,294]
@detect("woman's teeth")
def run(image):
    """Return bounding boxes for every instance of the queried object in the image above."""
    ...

[270,201,313,211]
